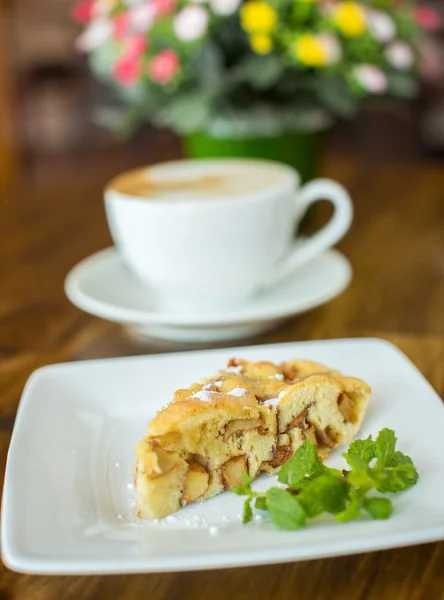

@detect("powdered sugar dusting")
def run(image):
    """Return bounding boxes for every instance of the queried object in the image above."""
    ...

[190,390,218,402]
[262,397,279,407]
[269,373,284,380]
[162,513,209,528]
[278,389,288,399]
[228,387,248,397]
[226,365,243,374]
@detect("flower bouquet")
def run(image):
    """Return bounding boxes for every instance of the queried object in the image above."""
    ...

[73,0,439,177]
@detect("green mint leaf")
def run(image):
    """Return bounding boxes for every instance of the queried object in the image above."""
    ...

[344,453,377,492]
[242,472,252,487]
[278,440,326,488]
[375,429,397,467]
[266,488,306,530]
[243,498,253,524]
[325,467,344,479]
[232,485,248,496]
[336,488,361,523]
[371,454,418,493]
[233,472,253,495]
[298,474,348,517]
[363,497,393,520]
[347,435,377,464]
[255,496,268,511]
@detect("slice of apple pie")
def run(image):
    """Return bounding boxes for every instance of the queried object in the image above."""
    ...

[134,359,371,519]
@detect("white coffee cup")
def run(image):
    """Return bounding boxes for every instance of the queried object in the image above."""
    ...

[105,159,353,313]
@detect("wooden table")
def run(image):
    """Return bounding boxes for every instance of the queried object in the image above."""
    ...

[1,146,444,599]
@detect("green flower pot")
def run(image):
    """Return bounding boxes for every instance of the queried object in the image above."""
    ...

[183,130,327,183]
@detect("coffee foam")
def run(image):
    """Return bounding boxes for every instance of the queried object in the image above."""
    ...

[107,160,292,200]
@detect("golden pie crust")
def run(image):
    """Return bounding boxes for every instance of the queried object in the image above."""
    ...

[134,359,371,519]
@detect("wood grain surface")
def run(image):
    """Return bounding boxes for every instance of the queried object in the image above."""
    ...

[1,141,444,599]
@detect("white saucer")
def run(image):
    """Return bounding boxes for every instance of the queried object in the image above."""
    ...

[65,248,352,342]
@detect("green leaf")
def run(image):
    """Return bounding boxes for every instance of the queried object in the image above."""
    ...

[315,75,358,118]
[232,485,249,496]
[336,488,361,523]
[232,473,252,496]
[347,436,377,464]
[344,453,377,492]
[156,91,212,134]
[278,440,326,488]
[372,455,418,493]
[298,474,348,518]
[363,497,393,520]
[375,429,397,467]
[266,488,306,530]
[195,43,224,93]
[387,73,418,99]
[243,498,253,524]
[371,429,419,492]
[255,496,268,511]
[242,472,252,486]
[230,54,285,91]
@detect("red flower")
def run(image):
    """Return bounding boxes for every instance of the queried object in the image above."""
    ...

[126,34,148,59]
[153,0,177,17]
[113,13,132,41]
[414,6,441,31]
[149,50,179,84]
[112,33,148,86]
[71,0,94,24]
[113,57,143,86]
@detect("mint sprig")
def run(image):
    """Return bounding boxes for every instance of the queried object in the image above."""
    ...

[235,428,418,530]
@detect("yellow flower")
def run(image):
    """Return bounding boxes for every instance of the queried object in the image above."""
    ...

[241,1,277,34]
[293,34,328,68]
[333,2,366,38]
[250,33,272,54]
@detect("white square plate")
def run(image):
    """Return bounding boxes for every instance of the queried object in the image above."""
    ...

[2,338,444,575]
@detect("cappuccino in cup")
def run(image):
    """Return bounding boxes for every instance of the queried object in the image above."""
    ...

[105,159,353,313]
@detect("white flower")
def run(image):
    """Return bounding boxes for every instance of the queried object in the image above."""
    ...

[354,65,388,95]
[386,42,414,70]
[173,6,209,41]
[367,10,396,43]
[130,3,157,31]
[76,19,112,51]
[319,33,342,64]
[210,0,241,15]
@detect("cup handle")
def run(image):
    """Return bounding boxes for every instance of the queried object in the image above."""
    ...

[270,178,353,284]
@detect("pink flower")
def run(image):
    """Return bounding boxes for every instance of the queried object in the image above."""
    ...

[125,34,148,59]
[153,0,177,17]
[414,7,441,31]
[113,12,131,41]
[72,0,95,23]
[149,50,179,84]
[354,65,388,95]
[113,56,143,86]
[173,6,209,42]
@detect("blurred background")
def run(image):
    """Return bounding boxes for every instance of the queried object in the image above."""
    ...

[0,0,443,196]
